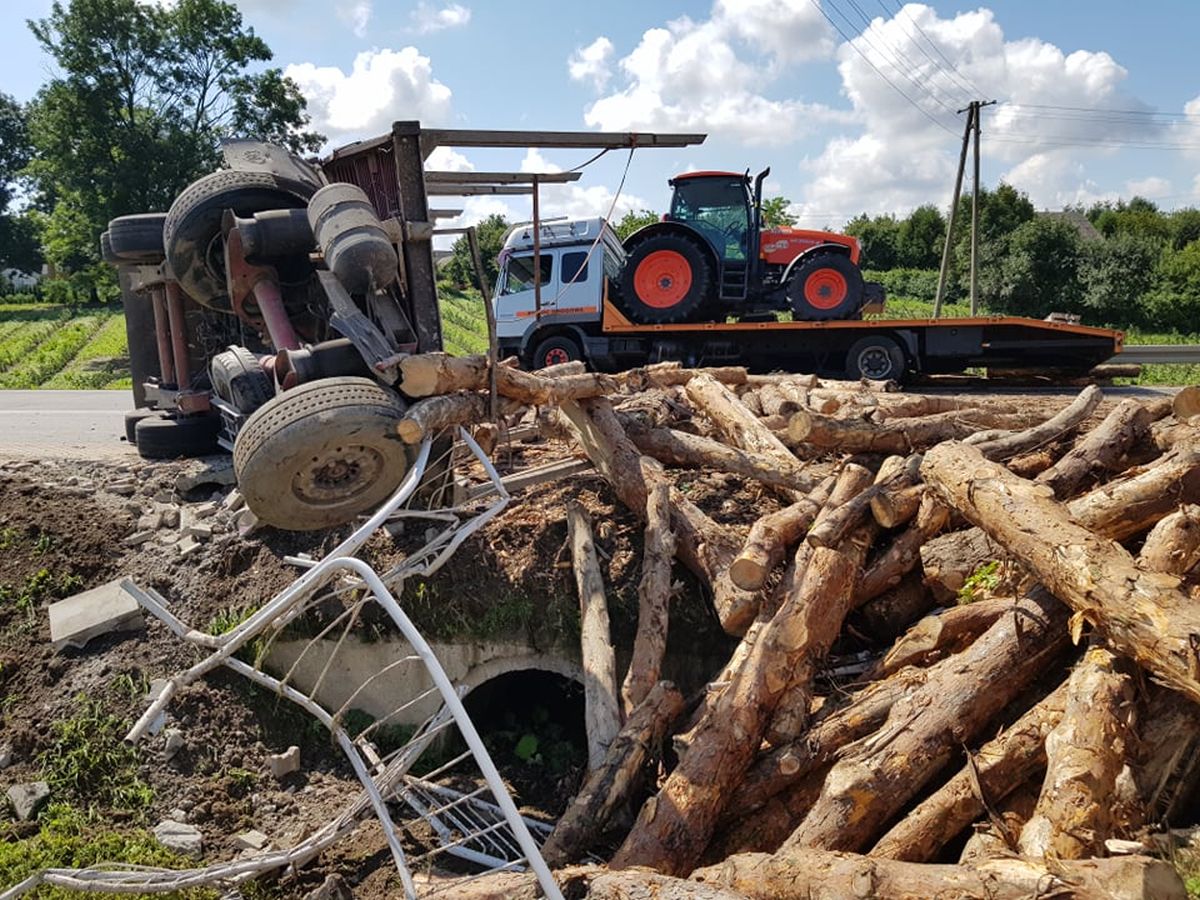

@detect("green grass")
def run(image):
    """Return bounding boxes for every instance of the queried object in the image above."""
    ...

[0,804,213,900]
[867,296,975,319]
[38,695,154,814]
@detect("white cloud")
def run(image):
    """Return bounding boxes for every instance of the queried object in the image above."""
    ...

[285,48,452,143]
[336,0,371,37]
[425,146,474,173]
[794,4,1160,222]
[1125,175,1171,198]
[579,2,841,144]
[568,37,615,91]
[411,2,471,33]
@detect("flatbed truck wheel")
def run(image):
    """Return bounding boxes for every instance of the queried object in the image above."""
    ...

[233,376,409,531]
[845,335,907,382]
[530,334,582,369]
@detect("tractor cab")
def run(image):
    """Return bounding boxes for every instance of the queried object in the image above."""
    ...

[666,171,754,264]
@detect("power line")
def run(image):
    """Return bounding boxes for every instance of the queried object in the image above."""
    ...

[878,0,987,98]
[836,0,972,112]
[809,0,958,136]
[870,0,978,103]
[1003,102,1199,118]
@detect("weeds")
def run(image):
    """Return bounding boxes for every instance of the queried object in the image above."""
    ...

[958,560,1001,604]
[0,803,213,900]
[38,695,154,815]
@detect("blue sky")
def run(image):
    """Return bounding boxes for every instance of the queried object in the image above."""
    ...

[4,0,1199,231]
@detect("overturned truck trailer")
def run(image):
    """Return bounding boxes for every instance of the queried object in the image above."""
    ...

[106,122,703,530]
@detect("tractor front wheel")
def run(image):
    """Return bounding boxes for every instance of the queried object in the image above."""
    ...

[618,233,712,324]
[788,253,864,321]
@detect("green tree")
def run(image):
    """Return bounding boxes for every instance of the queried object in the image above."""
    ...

[844,213,899,270]
[0,93,42,274]
[760,196,796,229]
[1145,239,1200,333]
[895,204,946,269]
[442,213,510,290]
[981,216,1082,317]
[1167,208,1200,251]
[25,0,322,283]
[613,209,658,241]
[1079,232,1162,326]
[1088,197,1172,243]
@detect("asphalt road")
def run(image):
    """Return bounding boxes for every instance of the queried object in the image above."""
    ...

[0,390,137,459]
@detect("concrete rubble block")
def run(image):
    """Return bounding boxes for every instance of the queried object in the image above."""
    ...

[0,743,12,770]
[177,535,203,558]
[191,502,219,520]
[153,490,174,504]
[163,728,185,762]
[184,523,213,541]
[304,874,353,900]
[48,577,145,651]
[176,460,236,494]
[108,480,136,496]
[234,829,271,851]
[6,781,50,821]
[222,488,245,512]
[122,530,155,547]
[137,510,164,531]
[153,819,203,857]
[161,507,181,529]
[266,745,300,780]
[236,508,260,538]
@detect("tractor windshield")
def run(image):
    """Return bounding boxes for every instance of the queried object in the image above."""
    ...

[669,177,750,261]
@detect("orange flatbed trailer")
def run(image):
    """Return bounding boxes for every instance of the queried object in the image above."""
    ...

[557,299,1125,379]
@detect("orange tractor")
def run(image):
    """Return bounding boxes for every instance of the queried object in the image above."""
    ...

[617,168,877,324]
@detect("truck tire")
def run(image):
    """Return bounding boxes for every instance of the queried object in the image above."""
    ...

[210,346,274,414]
[233,377,409,531]
[788,253,864,321]
[134,412,222,459]
[845,335,907,381]
[107,213,168,262]
[163,170,317,309]
[530,334,582,369]
[618,233,712,324]
[124,408,160,444]
[100,231,122,265]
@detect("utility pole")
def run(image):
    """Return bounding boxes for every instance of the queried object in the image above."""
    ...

[933,100,995,318]
[969,100,996,314]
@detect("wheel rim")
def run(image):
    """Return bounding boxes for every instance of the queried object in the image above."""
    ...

[634,250,693,308]
[804,268,848,310]
[856,346,894,380]
[292,444,386,507]
[544,347,571,366]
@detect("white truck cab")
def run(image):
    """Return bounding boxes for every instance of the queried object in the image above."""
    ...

[493,216,625,367]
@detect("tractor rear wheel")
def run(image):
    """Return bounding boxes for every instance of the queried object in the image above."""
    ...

[618,233,712,324]
[788,253,864,321]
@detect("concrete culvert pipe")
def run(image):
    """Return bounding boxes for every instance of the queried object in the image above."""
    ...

[307,183,399,294]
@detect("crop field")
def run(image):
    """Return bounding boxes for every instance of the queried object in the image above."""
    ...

[0,305,128,390]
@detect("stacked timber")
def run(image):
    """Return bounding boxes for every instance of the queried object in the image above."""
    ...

[395,352,1200,899]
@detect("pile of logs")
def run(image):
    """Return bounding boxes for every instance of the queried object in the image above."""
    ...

[395,353,1200,900]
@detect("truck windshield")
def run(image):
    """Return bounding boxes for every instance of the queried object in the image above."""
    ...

[669,178,749,260]
[501,254,553,295]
